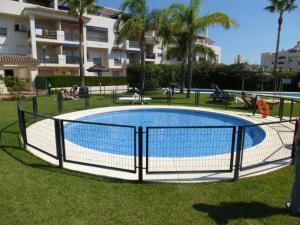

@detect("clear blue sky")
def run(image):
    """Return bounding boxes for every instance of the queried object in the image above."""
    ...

[97,0,300,65]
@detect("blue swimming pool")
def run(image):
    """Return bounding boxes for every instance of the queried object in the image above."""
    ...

[64,109,266,157]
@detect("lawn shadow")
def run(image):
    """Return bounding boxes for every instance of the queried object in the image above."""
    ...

[193,202,288,224]
[1,146,140,185]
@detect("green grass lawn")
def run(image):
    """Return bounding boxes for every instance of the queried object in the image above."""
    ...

[1,93,300,225]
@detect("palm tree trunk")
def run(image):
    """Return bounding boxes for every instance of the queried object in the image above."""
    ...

[79,15,85,88]
[273,14,283,93]
[186,34,193,98]
[140,35,146,99]
[179,58,185,94]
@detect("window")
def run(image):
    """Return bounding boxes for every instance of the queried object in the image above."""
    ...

[114,58,121,66]
[0,44,8,54]
[0,27,7,36]
[278,56,286,59]
[4,70,14,77]
[15,21,27,32]
[278,61,285,65]
[112,70,120,77]
[93,58,101,65]
[17,45,26,55]
[157,53,163,57]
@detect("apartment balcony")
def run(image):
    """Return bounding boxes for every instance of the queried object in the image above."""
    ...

[128,40,140,49]
[64,32,79,42]
[66,55,80,64]
[35,28,57,39]
[37,54,59,64]
[145,31,156,44]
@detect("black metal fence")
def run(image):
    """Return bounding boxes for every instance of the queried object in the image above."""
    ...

[16,93,298,182]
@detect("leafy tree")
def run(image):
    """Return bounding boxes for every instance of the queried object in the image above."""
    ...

[168,0,238,98]
[264,0,298,92]
[116,0,157,98]
[4,77,27,99]
[65,0,102,87]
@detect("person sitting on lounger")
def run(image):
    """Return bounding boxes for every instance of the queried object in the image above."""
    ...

[241,92,255,109]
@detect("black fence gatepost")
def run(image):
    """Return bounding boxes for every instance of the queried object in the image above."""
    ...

[290,99,294,121]
[234,126,244,181]
[32,96,38,121]
[279,98,284,121]
[57,92,62,114]
[138,126,143,182]
[167,90,171,105]
[224,92,228,110]
[84,89,90,109]
[54,119,64,168]
[19,109,27,147]
[195,91,200,107]
[292,121,298,165]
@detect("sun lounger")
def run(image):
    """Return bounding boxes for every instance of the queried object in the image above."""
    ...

[118,93,152,105]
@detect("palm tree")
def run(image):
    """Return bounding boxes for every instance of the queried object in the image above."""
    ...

[169,0,238,98]
[65,0,102,88]
[116,0,156,98]
[264,0,297,92]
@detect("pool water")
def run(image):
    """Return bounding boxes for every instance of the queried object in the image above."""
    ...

[64,109,266,157]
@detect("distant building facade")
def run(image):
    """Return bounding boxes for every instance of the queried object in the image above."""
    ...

[0,0,222,90]
[261,41,300,70]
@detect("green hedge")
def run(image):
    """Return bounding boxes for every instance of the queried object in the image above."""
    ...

[127,62,300,91]
[35,75,127,89]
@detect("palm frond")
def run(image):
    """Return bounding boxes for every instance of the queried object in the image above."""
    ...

[196,12,239,30]
[194,44,216,61]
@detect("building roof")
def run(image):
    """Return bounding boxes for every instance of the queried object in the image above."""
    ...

[22,6,90,21]
[0,55,40,65]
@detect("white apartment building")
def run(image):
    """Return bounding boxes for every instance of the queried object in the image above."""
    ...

[261,41,300,70]
[0,0,222,90]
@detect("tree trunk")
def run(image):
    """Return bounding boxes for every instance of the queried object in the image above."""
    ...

[273,14,283,93]
[186,34,193,98]
[140,35,146,100]
[179,58,185,94]
[79,15,85,87]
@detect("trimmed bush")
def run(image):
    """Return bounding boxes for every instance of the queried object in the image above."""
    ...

[35,75,127,89]
[127,62,300,91]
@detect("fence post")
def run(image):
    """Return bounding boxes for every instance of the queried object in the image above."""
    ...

[19,110,27,147]
[84,89,89,109]
[290,99,294,121]
[167,90,171,105]
[195,91,200,107]
[112,90,116,105]
[224,92,228,110]
[54,119,64,168]
[234,126,244,181]
[279,98,284,121]
[292,121,298,165]
[138,126,143,182]
[57,92,62,114]
[32,96,38,121]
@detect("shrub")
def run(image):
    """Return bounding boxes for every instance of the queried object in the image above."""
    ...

[127,62,300,91]
[4,77,28,99]
[35,75,127,89]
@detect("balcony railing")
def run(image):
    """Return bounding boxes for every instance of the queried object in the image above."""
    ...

[129,41,140,49]
[87,36,108,42]
[37,55,58,64]
[35,28,57,39]
[128,59,140,64]
[146,53,155,59]
[65,32,79,41]
[66,55,80,64]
